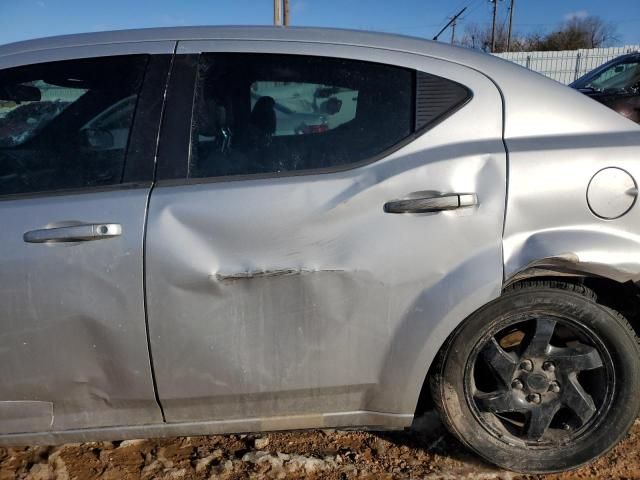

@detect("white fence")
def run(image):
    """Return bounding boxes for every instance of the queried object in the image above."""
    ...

[494,45,640,84]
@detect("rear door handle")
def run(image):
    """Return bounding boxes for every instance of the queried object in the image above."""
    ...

[23,223,122,243]
[384,193,477,214]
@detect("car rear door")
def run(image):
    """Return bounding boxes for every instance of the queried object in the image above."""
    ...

[145,41,506,427]
[0,44,172,436]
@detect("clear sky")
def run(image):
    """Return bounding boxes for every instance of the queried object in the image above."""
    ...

[1,0,640,47]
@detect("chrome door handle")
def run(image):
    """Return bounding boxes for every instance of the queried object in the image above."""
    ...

[23,223,122,243]
[384,193,477,214]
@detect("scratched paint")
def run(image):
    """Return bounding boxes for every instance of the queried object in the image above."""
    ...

[144,67,507,423]
[213,269,346,282]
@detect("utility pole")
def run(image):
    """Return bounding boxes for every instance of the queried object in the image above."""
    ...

[273,0,282,26]
[433,7,467,42]
[283,0,290,26]
[450,16,458,44]
[274,0,290,26]
[506,0,515,52]
[490,0,499,53]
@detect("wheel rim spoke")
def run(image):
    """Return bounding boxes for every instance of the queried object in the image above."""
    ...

[467,314,612,446]
[550,344,604,372]
[563,376,597,425]
[525,401,561,441]
[475,391,523,414]
[481,337,518,386]
[523,317,556,357]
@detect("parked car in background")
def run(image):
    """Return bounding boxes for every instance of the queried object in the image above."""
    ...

[1,27,640,475]
[571,52,640,122]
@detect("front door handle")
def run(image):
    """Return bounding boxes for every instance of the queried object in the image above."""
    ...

[384,193,477,214]
[23,223,122,243]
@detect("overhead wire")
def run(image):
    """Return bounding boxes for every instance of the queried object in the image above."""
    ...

[432,0,484,40]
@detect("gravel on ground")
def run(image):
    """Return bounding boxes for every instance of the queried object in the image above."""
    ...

[1,414,639,479]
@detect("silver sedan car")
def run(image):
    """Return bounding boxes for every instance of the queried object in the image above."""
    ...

[0,27,639,474]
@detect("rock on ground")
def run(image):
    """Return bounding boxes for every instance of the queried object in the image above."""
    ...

[1,417,639,479]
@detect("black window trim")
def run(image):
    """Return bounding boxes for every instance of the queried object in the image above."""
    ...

[0,182,152,202]
[155,52,473,186]
[155,54,199,181]
[0,53,171,202]
[123,54,173,184]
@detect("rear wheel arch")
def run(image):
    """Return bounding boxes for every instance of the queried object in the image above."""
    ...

[505,267,640,341]
[415,269,640,418]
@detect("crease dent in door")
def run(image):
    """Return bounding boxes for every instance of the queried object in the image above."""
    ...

[0,190,164,432]
[146,179,397,421]
[147,147,505,422]
[2,261,159,428]
[213,268,346,282]
[138,34,510,424]
[146,141,506,422]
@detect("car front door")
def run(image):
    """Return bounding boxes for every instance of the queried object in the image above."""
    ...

[0,45,172,436]
[146,42,506,428]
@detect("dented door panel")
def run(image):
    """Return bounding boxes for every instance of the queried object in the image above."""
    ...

[0,43,173,435]
[0,190,163,432]
[146,44,506,423]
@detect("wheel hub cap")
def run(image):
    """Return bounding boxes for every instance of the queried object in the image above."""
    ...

[470,316,610,443]
[525,372,550,393]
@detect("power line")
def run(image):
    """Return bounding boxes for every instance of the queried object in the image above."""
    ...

[437,0,483,35]
[448,0,485,43]
[466,0,487,15]
[433,7,468,41]
[459,0,489,25]
[442,0,473,23]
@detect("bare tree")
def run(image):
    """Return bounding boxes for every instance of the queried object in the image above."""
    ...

[460,15,618,52]
[460,22,528,53]
[533,15,619,50]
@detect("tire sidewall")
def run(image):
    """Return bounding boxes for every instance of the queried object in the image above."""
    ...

[437,287,640,473]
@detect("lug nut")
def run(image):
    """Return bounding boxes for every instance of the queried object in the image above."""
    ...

[527,393,542,404]
[520,359,534,372]
[511,379,524,390]
[549,382,561,393]
[543,361,556,372]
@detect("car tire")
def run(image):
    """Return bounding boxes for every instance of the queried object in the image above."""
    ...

[430,280,640,473]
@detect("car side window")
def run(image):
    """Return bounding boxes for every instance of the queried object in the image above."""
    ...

[585,60,640,92]
[190,53,470,179]
[0,55,147,196]
[189,53,469,180]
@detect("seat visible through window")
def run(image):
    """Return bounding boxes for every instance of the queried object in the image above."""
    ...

[189,53,414,178]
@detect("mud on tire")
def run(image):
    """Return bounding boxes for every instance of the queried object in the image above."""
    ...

[430,281,640,473]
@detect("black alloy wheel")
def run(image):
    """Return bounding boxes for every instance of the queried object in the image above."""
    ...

[468,315,613,444]
[430,281,640,473]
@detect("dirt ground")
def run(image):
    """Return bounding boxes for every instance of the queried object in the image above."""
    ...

[1,414,639,480]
